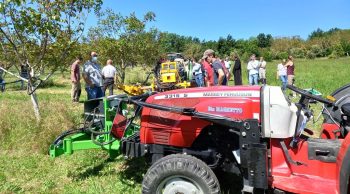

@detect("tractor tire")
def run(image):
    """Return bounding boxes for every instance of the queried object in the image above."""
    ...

[142,154,221,194]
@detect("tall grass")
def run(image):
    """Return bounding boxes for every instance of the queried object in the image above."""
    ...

[0,57,349,193]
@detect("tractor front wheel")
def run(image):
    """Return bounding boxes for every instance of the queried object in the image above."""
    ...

[142,154,220,194]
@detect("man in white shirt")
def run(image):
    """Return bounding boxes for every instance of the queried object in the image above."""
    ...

[101,59,116,96]
[277,59,287,91]
[259,57,267,84]
[224,57,231,69]
[247,54,259,85]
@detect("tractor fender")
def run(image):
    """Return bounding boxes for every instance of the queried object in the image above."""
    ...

[338,135,350,194]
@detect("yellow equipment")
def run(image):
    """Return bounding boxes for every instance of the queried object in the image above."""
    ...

[158,61,190,90]
[117,60,191,95]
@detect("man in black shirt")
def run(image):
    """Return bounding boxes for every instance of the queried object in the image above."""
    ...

[232,55,242,85]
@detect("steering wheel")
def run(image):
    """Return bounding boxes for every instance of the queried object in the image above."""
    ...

[287,85,334,106]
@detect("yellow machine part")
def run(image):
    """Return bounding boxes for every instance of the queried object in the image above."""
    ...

[176,81,190,88]
[117,84,145,96]
[160,62,180,83]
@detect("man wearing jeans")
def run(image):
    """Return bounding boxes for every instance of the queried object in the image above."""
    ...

[247,54,259,85]
[82,52,104,100]
[192,58,204,87]
[0,68,5,92]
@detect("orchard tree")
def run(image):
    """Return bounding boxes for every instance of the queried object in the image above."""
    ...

[87,9,160,84]
[183,42,202,60]
[0,0,102,120]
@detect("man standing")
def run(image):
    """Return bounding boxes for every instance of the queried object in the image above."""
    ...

[71,56,83,102]
[201,57,214,87]
[0,68,5,92]
[202,49,226,86]
[247,54,259,85]
[20,63,29,90]
[259,57,267,84]
[224,57,231,70]
[82,52,104,100]
[102,59,116,96]
[285,55,296,96]
[232,55,242,85]
[192,58,204,87]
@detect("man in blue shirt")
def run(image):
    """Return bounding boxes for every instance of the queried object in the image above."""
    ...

[202,49,226,86]
[82,51,104,100]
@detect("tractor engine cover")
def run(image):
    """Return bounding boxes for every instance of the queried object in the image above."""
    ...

[140,86,261,147]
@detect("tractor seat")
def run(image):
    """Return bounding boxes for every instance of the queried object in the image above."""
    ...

[341,103,350,117]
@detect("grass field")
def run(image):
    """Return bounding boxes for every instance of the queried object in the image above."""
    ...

[0,57,349,193]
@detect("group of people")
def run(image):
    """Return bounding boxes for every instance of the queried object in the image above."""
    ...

[246,54,295,91]
[247,55,267,85]
[191,49,243,87]
[191,49,295,92]
[71,51,116,102]
[276,55,295,91]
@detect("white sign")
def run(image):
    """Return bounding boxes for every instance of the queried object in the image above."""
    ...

[154,91,260,100]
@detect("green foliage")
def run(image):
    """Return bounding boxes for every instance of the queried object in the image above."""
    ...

[87,9,160,83]
[183,42,203,60]
[290,48,306,58]
[328,43,344,59]
[260,49,273,62]
[257,33,273,48]
[308,27,341,40]
[0,0,102,71]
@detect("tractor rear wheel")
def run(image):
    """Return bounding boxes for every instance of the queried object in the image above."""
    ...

[142,154,220,194]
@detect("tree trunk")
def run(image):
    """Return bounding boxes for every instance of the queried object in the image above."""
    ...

[30,89,40,121]
[121,60,126,84]
[29,68,40,121]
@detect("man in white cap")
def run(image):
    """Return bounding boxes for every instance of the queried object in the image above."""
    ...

[202,49,226,86]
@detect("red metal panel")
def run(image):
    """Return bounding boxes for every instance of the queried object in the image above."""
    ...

[320,123,341,139]
[140,86,261,147]
[271,138,339,194]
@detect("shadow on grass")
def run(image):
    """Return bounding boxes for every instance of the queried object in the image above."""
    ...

[119,157,148,185]
[69,157,115,181]
[68,156,148,184]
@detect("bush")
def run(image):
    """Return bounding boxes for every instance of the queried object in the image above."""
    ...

[328,43,345,59]
[290,48,306,58]
[276,51,289,60]
[260,49,273,62]
[306,50,316,59]
[309,44,325,57]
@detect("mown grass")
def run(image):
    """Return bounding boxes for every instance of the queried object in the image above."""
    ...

[0,57,349,193]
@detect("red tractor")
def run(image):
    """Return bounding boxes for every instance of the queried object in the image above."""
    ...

[122,84,350,194]
[51,84,350,194]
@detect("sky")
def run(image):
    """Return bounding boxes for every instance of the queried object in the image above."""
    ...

[86,0,350,41]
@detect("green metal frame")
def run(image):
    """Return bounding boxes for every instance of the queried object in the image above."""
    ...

[49,96,139,159]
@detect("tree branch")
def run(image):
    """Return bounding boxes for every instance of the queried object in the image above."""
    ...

[0,66,28,82]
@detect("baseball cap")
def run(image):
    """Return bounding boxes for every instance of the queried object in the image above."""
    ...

[202,49,215,59]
